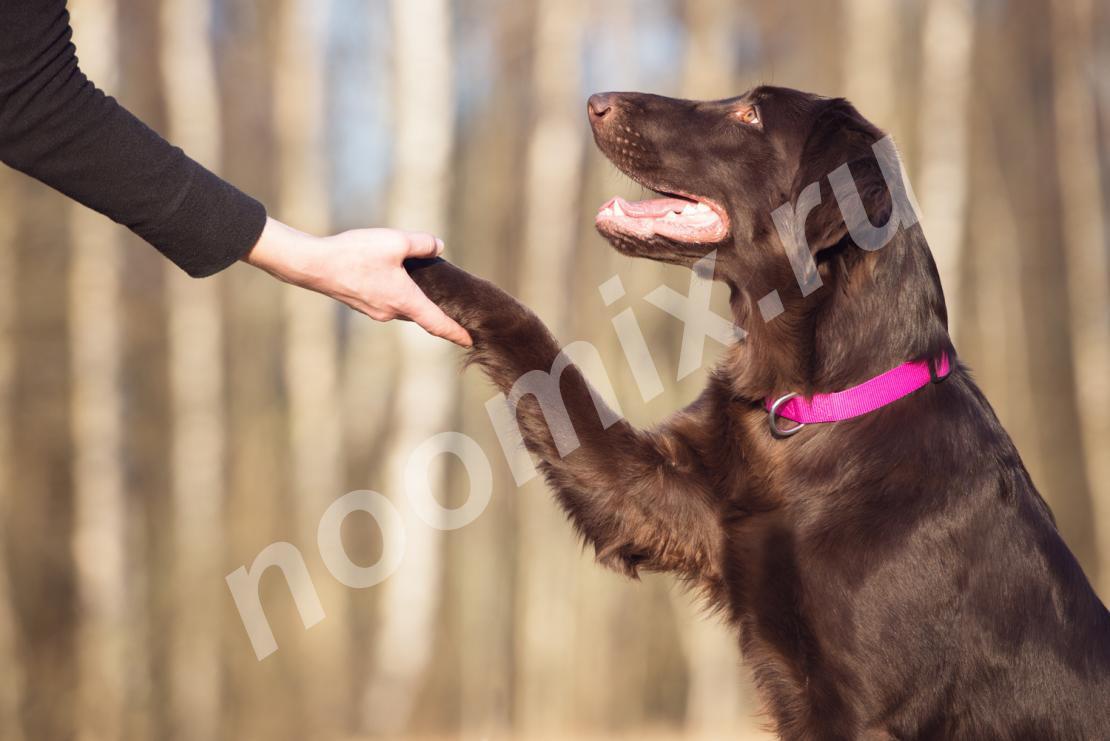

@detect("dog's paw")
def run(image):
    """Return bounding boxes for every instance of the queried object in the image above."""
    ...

[404,257,524,339]
[404,256,488,313]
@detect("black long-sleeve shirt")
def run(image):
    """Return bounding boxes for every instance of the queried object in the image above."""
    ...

[0,0,266,277]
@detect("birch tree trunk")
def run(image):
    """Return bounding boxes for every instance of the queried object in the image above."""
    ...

[0,171,25,741]
[450,5,536,736]
[511,0,589,732]
[66,4,129,740]
[986,0,1099,575]
[681,0,737,99]
[361,0,456,733]
[1049,0,1110,597]
[160,0,229,737]
[669,3,749,736]
[214,2,297,736]
[917,0,974,338]
[98,7,176,739]
[275,0,351,736]
[340,5,398,504]
[6,137,78,741]
[842,0,901,131]
[69,197,128,741]
[964,104,1040,487]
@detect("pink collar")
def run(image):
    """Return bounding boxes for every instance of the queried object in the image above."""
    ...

[765,352,953,437]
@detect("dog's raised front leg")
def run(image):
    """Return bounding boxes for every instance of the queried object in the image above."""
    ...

[406,258,723,586]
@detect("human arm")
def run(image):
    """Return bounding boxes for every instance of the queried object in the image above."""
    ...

[0,0,470,345]
[245,219,471,345]
[0,0,263,277]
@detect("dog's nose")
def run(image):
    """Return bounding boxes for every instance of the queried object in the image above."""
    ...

[588,93,617,121]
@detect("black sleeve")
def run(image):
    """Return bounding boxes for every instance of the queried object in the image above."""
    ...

[0,0,267,278]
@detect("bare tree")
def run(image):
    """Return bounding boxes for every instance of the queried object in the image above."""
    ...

[964,106,1040,484]
[446,3,535,736]
[274,0,352,736]
[361,0,457,733]
[68,212,128,741]
[669,2,749,736]
[917,0,974,338]
[1050,0,1110,597]
[842,0,901,132]
[0,171,25,741]
[110,3,172,738]
[159,0,230,736]
[339,5,398,498]
[681,0,737,98]
[975,0,1099,576]
[512,0,590,733]
[65,4,130,739]
[5,125,79,741]
[212,1,300,736]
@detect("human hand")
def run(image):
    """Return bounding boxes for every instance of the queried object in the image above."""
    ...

[243,217,472,347]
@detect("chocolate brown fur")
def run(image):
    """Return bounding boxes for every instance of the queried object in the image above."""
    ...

[405,86,1110,740]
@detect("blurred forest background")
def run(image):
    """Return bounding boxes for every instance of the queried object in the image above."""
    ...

[1,0,1108,739]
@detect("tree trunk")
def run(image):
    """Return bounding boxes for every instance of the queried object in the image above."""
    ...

[509,0,594,733]
[978,0,1099,575]
[361,0,457,733]
[212,2,295,738]
[842,0,901,131]
[917,0,974,338]
[963,97,1040,496]
[670,3,749,736]
[681,0,737,98]
[447,3,536,737]
[0,170,26,741]
[1049,0,1110,597]
[6,135,78,741]
[274,0,351,736]
[160,0,228,737]
[112,2,177,737]
[66,4,129,739]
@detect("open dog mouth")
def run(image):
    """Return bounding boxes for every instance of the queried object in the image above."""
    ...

[595,193,730,244]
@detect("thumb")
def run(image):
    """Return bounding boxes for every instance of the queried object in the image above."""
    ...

[404,232,446,259]
[399,284,473,347]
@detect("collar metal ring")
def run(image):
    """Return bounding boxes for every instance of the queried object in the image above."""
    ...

[768,392,806,438]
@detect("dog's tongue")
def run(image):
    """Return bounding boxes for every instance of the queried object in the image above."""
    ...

[599,196,720,227]
[603,196,697,218]
[596,193,728,243]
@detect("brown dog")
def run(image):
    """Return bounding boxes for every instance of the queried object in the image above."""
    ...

[406,86,1110,740]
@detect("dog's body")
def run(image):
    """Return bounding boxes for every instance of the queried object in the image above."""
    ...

[407,86,1110,740]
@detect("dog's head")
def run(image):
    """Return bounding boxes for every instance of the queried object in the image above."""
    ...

[589,85,948,394]
[588,85,894,281]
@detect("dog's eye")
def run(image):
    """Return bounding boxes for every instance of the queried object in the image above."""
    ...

[736,106,761,126]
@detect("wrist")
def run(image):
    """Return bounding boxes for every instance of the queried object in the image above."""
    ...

[242,217,320,286]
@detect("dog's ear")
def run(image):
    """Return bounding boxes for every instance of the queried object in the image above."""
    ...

[788,100,895,256]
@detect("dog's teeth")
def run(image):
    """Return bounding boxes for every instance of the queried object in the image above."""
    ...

[663,212,678,221]
[681,204,697,215]
[612,200,625,217]
[695,202,711,213]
